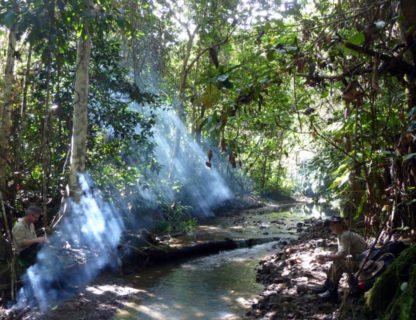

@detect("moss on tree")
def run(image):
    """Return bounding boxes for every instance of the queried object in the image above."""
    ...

[364,244,416,320]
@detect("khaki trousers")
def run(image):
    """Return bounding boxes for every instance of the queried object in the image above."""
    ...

[327,258,358,284]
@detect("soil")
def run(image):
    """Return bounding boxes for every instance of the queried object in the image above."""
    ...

[4,273,140,320]
[245,219,365,320]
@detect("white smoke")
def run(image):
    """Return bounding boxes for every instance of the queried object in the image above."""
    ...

[15,175,124,311]
[132,101,233,217]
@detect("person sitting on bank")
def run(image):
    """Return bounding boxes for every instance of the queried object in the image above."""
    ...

[314,216,368,301]
[12,205,47,266]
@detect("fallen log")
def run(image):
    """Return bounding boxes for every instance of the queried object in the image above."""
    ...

[121,236,282,272]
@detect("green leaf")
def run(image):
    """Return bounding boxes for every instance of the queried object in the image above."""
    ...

[407,106,416,118]
[4,11,16,28]
[76,26,83,38]
[343,46,359,56]
[330,170,350,189]
[339,43,359,57]
[116,16,125,29]
[408,121,416,132]
[32,165,42,180]
[266,50,275,61]
[354,193,367,220]
[200,85,219,109]
[403,153,416,161]
[400,282,408,292]
[285,46,298,52]
[216,74,229,82]
[380,150,397,156]
[332,162,348,175]
[407,199,416,206]
[348,32,365,46]
[394,226,410,231]
[221,79,233,89]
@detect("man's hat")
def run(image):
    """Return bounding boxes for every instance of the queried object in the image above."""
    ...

[324,216,344,227]
[25,205,42,215]
[356,260,385,281]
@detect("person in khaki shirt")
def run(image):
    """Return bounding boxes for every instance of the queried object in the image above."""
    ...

[314,216,368,301]
[12,205,46,265]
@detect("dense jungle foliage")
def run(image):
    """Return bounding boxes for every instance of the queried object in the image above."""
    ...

[0,0,415,241]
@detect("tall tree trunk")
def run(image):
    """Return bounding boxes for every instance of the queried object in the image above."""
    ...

[261,153,269,192]
[42,64,51,227]
[398,0,416,230]
[15,45,32,189]
[0,25,17,200]
[42,0,55,228]
[130,0,140,87]
[69,11,92,203]
[343,102,362,220]
[195,104,205,145]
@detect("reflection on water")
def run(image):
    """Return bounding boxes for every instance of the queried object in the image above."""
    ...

[117,243,275,320]
[290,203,335,219]
[114,206,325,320]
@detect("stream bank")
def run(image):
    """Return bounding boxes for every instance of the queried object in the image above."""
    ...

[246,220,363,320]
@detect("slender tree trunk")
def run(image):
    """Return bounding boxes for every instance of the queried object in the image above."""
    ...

[401,0,416,63]
[398,0,416,230]
[130,0,140,87]
[69,14,92,203]
[15,45,32,185]
[0,191,15,299]
[42,64,51,227]
[343,102,362,220]
[41,0,55,228]
[195,104,205,145]
[0,25,17,199]
[261,153,268,192]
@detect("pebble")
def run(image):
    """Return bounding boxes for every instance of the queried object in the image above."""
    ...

[247,220,362,320]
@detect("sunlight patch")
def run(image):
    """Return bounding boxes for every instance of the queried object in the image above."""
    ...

[86,284,140,296]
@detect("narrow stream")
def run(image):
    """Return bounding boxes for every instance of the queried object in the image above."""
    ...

[114,204,326,320]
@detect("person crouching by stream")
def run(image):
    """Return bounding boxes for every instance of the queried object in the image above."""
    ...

[314,216,368,301]
[12,205,47,266]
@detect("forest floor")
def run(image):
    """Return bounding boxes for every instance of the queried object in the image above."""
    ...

[5,273,140,320]
[246,220,365,320]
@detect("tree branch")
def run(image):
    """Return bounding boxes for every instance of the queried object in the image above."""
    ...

[344,42,416,78]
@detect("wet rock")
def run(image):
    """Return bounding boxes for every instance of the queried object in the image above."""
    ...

[296,284,308,294]
[280,294,293,302]
[247,215,364,320]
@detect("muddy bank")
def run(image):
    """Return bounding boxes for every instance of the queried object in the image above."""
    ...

[5,273,141,320]
[246,219,363,320]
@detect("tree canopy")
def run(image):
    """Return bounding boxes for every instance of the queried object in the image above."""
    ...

[0,0,415,241]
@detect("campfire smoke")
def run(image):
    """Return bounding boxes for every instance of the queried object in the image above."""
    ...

[15,175,124,311]
[131,103,233,217]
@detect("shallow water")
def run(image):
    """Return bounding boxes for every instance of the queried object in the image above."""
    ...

[114,204,326,320]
